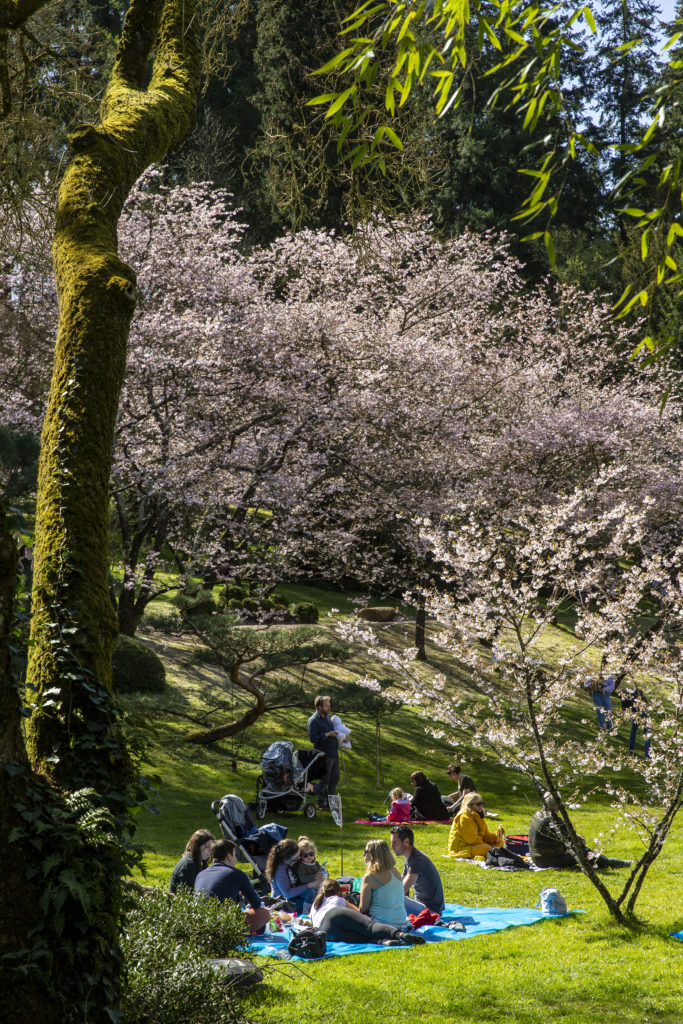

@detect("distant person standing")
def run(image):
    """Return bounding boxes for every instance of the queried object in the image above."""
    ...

[620,682,652,759]
[584,656,616,732]
[307,694,340,809]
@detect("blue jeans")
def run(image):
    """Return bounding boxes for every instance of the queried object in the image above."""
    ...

[592,692,613,731]
[629,721,651,758]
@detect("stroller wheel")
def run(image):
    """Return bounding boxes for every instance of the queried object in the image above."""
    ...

[303,803,316,819]
[257,802,267,820]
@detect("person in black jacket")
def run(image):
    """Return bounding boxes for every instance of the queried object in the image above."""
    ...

[169,829,215,893]
[528,794,630,869]
[307,694,340,809]
[409,770,449,820]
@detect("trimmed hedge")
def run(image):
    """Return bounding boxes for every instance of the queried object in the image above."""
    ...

[292,601,319,624]
[112,634,166,693]
[358,606,396,622]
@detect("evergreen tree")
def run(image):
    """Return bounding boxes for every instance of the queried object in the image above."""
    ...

[594,0,662,192]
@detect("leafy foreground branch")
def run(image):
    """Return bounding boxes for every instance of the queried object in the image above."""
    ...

[341,469,683,923]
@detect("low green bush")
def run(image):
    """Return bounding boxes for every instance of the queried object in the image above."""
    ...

[358,606,396,622]
[224,582,249,603]
[173,588,217,617]
[112,635,166,693]
[292,601,319,624]
[121,888,249,1024]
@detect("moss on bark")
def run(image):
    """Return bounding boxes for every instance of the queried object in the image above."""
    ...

[7,3,202,1020]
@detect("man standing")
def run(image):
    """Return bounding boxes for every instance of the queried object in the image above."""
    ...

[194,839,270,934]
[307,694,340,809]
[390,825,445,916]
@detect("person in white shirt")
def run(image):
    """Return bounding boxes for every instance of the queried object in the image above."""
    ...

[310,879,424,946]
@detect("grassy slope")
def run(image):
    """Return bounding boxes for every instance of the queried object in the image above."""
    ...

[126,588,683,1024]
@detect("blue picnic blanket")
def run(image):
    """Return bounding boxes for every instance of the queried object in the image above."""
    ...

[672,931,683,941]
[250,901,568,960]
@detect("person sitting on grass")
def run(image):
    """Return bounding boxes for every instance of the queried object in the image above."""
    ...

[194,839,271,935]
[169,829,215,894]
[386,788,413,823]
[447,792,505,859]
[528,793,631,870]
[266,838,323,913]
[311,879,425,946]
[390,824,445,916]
[442,763,477,814]
[409,770,450,821]
[359,839,408,929]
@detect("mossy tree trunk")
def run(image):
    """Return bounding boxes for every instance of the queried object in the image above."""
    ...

[0,2,201,1021]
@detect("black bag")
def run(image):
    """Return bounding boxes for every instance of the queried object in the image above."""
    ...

[287,928,327,959]
[485,845,529,870]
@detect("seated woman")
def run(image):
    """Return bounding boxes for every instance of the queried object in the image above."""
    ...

[169,829,215,893]
[359,839,408,929]
[266,838,323,913]
[409,770,450,820]
[312,879,424,946]
[447,792,505,859]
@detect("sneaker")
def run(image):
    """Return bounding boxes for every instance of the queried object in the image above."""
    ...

[381,938,401,946]
[396,931,426,945]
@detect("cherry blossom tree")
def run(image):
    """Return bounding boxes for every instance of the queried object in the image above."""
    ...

[340,469,683,922]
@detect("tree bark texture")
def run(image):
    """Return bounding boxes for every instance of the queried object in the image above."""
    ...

[27,0,200,783]
[0,3,202,1021]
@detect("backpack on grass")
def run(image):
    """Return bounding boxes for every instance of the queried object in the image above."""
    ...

[538,888,568,916]
[287,928,327,959]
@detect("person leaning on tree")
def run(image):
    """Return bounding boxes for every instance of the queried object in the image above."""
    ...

[307,694,340,809]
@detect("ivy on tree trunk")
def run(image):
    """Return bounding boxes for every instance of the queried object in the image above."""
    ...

[0,2,201,1021]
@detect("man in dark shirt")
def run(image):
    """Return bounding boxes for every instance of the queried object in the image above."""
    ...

[194,839,270,934]
[307,694,340,808]
[390,825,445,915]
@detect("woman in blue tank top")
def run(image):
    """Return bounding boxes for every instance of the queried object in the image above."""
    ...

[359,839,408,929]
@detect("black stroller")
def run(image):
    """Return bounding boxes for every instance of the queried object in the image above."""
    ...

[211,793,288,893]
[255,740,325,820]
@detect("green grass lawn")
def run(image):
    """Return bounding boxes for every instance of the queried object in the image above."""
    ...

[126,603,683,1024]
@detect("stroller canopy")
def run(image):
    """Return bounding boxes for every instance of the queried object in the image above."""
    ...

[260,740,295,780]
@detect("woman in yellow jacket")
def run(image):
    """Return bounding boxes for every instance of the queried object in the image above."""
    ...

[448,792,505,858]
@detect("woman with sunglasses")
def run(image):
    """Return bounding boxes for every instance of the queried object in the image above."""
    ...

[265,838,324,913]
[358,839,408,929]
[447,792,505,859]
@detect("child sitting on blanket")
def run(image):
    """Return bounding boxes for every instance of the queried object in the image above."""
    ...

[295,835,325,885]
[366,788,412,823]
[386,788,412,823]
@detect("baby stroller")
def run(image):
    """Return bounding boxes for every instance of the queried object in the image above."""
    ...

[211,793,287,893]
[255,740,325,820]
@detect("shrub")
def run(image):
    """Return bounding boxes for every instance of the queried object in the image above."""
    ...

[358,606,396,622]
[224,582,249,603]
[292,601,319,624]
[121,888,249,1024]
[112,635,166,693]
[173,588,217,617]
